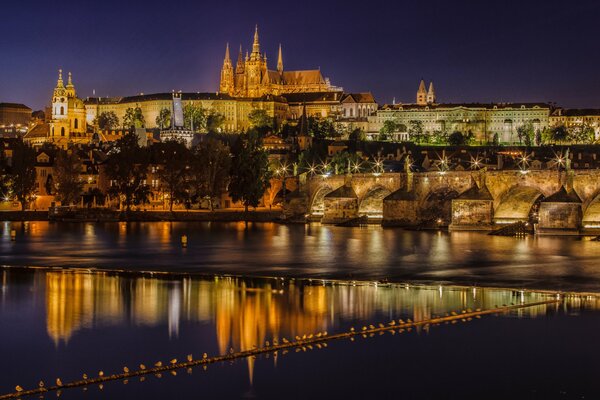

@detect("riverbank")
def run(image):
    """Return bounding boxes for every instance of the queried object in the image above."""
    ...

[1,208,284,222]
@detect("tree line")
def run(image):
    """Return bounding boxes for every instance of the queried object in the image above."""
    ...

[0,132,272,212]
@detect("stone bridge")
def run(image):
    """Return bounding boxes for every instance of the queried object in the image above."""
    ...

[284,170,600,233]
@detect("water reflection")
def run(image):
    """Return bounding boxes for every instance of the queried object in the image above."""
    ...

[2,267,600,396]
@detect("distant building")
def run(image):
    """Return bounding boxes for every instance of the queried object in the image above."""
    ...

[550,108,600,139]
[219,26,341,98]
[368,80,550,143]
[0,102,32,136]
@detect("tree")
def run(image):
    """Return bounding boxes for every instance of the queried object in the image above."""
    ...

[546,125,570,144]
[0,149,9,201]
[104,132,150,211]
[516,122,535,146]
[229,132,272,212]
[6,139,37,210]
[154,140,192,211]
[94,111,119,131]
[192,139,231,210]
[54,149,84,206]
[183,103,206,132]
[349,128,366,141]
[409,120,424,143]
[378,120,396,141]
[571,124,595,144]
[431,130,448,145]
[330,151,363,174]
[206,110,225,133]
[448,131,468,146]
[248,109,274,133]
[309,117,340,139]
[123,107,145,129]
[155,108,171,130]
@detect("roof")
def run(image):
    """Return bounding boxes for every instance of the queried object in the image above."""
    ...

[542,186,582,203]
[324,184,357,199]
[457,184,493,200]
[552,108,600,117]
[384,188,416,201]
[380,102,551,111]
[282,70,326,85]
[85,92,237,105]
[282,91,343,104]
[0,103,31,110]
[24,123,48,139]
[341,92,376,104]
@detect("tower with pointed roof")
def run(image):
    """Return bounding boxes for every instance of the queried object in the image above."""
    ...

[48,69,87,147]
[245,25,267,97]
[416,79,427,105]
[426,82,436,104]
[219,43,234,95]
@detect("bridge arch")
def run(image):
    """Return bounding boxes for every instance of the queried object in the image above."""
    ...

[494,185,544,224]
[419,186,460,225]
[358,186,392,218]
[583,192,600,229]
[309,184,334,218]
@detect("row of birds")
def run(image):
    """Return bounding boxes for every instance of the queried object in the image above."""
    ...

[13,310,490,394]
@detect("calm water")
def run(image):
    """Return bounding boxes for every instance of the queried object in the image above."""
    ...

[2,221,600,291]
[1,268,599,399]
[2,222,600,399]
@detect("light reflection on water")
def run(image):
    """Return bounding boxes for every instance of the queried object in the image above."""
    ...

[2,268,600,398]
[3,221,600,291]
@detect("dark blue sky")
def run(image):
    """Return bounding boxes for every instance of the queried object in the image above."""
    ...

[1,0,599,110]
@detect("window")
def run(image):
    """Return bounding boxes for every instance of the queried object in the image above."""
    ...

[61,127,65,136]
[74,119,78,129]
[60,106,64,116]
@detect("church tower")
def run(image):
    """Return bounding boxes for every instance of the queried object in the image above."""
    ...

[246,25,266,97]
[219,43,234,95]
[49,69,87,146]
[234,45,246,96]
[416,79,427,105]
[426,81,436,104]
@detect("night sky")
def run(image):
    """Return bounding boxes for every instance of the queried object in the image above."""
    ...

[1,0,599,110]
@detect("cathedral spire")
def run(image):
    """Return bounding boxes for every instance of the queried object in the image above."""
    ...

[251,24,261,58]
[236,44,244,73]
[224,43,231,63]
[277,44,283,73]
[67,72,74,87]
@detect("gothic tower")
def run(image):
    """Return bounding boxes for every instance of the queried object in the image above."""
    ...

[219,43,234,95]
[416,79,427,105]
[427,81,436,104]
[234,44,246,95]
[246,25,266,97]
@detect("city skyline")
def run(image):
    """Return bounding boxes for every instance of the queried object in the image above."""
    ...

[2,0,600,110]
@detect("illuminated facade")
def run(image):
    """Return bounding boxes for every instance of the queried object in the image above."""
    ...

[219,26,340,98]
[48,70,88,147]
[369,81,550,143]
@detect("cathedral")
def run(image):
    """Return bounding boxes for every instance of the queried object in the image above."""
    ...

[219,26,339,98]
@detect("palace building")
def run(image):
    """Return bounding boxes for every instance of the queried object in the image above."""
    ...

[219,26,340,98]
[368,80,550,143]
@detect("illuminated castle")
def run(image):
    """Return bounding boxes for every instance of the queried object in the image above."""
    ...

[219,26,340,98]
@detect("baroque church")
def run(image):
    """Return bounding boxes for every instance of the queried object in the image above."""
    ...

[49,70,88,145]
[219,26,339,97]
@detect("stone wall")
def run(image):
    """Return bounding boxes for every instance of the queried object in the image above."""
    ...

[538,202,582,232]
[450,199,494,230]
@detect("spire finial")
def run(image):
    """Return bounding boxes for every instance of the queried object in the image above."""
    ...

[224,42,231,62]
[252,24,260,56]
[277,43,283,73]
[56,69,64,88]
[67,71,73,86]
